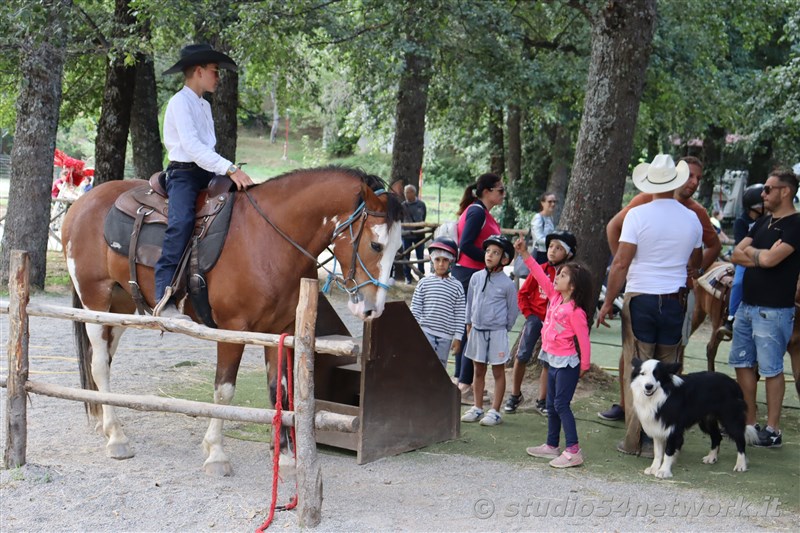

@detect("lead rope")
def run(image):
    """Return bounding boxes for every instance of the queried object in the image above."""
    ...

[256,334,297,531]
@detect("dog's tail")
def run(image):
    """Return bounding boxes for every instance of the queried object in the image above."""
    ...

[745,424,759,445]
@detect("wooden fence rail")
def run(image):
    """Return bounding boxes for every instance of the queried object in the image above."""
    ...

[1,250,346,527]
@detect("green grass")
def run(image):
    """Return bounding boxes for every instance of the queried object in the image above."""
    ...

[233,128,465,221]
[164,312,799,513]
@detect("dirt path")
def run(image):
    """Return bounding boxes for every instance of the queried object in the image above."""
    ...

[1,293,797,531]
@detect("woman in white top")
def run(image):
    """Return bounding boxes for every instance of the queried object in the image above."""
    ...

[531,192,557,263]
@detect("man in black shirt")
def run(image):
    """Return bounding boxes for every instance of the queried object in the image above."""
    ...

[729,168,800,448]
[401,184,427,283]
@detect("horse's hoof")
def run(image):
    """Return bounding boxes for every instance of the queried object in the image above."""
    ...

[106,444,134,460]
[203,460,233,477]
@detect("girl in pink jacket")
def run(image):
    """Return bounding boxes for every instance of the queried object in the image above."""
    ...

[514,238,594,468]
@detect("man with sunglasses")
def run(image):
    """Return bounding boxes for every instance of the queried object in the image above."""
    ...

[729,168,800,448]
[154,44,254,319]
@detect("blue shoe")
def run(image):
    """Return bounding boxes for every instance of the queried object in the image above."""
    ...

[598,404,624,421]
[753,426,782,448]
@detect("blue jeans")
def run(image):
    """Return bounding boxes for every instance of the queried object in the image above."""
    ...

[154,167,213,300]
[452,265,479,384]
[728,265,745,319]
[629,294,684,346]
[728,303,793,378]
[546,364,580,448]
[516,315,544,363]
[402,237,425,281]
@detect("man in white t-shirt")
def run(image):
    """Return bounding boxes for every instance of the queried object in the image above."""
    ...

[597,154,702,455]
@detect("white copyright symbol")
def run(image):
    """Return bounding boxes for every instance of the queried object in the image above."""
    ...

[474,498,495,519]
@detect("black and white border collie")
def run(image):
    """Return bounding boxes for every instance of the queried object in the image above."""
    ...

[630,358,758,479]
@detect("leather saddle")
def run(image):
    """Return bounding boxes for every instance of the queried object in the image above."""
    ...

[104,171,237,325]
[114,171,234,225]
[697,263,735,301]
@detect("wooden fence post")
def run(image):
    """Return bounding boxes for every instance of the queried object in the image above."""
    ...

[294,278,321,527]
[4,250,30,468]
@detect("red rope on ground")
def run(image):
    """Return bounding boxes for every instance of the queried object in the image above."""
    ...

[256,333,298,532]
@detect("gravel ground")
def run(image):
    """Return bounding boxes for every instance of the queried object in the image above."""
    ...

[1,293,797,532]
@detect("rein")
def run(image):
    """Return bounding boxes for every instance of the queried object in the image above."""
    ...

[243,188,391,298]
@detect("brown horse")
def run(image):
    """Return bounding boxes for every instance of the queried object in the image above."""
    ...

[690,262,734,371]
[60,167,403,475]
[692,263,800,398]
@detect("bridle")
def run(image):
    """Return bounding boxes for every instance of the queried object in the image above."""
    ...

[244,188,392,303]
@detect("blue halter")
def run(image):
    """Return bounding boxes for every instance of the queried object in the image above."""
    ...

[322,189,392,297]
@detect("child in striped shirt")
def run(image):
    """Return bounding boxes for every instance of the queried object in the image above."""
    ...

[411,237,466,367]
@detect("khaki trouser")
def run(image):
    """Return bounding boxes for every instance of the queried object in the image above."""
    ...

[620,292,681,454]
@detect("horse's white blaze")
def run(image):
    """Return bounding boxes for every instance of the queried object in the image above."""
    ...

[347,222,401,320]
[65,241,83,302]
[376,222,402,313]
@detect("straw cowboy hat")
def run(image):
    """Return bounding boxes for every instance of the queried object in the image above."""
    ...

[163,44,237,75]
[631,154,690,194]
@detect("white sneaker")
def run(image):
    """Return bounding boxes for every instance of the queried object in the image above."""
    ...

[461,406,484,423]
[479,409,503,426]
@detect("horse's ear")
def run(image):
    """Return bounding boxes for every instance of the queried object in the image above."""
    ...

[361,182,387,212]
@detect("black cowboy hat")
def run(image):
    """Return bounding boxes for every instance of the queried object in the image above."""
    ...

[163,44,238,75]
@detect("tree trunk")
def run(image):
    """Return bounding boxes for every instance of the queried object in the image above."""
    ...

[211,67,239,163]
[559,0,658,301]
[130,16,162,180]
[93,0,136,185]
[130,53,163,179]
[0,0,71,287]
[506,105,521,185]
[390,50,431,189]
[546,123,572,226]
[489,108,505,177]
[748,139,773,186]
[208,36,238,163]
[270,78,279,144]
[699,124,725,208]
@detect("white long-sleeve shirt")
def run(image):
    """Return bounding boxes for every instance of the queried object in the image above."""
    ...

[163,86,232,175]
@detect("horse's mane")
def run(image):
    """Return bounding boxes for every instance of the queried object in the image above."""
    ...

[262,166,404,227]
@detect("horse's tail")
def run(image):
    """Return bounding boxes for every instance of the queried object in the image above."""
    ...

[73,288,101,419]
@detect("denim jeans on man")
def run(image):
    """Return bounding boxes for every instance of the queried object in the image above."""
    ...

[546,364,580,448]
[728,303,793,377]
[629,293,684,346]
[154,167,213,300]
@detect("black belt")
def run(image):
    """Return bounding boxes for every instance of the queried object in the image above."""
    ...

[167,161,199,170]
[660,292,681,301]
